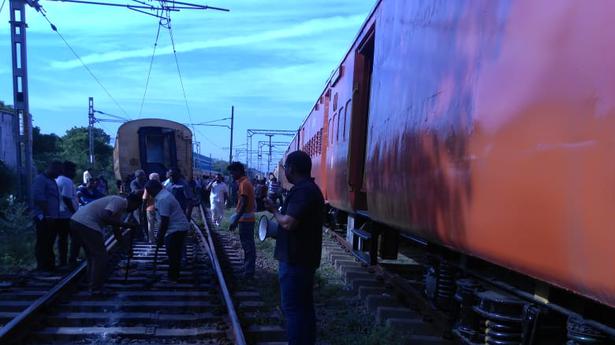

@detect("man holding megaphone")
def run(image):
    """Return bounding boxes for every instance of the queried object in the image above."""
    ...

[264,150,324,345]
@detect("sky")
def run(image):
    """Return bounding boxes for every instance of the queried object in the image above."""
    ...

[0,0,374,167]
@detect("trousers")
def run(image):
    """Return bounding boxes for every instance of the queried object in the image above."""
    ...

[279,261,317,345]
[35,218,57,271]
[165,230,187,281]
[71,221,108,291]
[56,218,82,265]
[238,221,255,277]
[146,209,158,244]
[211,201,225,226]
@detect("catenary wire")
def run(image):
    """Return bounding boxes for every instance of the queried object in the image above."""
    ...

[165,15,201,152]
[36,7,130,117]
[0,0,7,16]
[138,20,163,117]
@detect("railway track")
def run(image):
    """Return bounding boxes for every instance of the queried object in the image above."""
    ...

[0,220,247,344]
[197,206,287,345]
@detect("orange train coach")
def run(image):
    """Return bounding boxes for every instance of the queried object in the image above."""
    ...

[280,0,615,342]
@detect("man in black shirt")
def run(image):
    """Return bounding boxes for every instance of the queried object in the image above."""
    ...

[265,150,324,345]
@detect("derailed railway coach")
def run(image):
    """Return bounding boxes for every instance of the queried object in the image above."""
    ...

[280,0,615,341]
[114,119,193,183]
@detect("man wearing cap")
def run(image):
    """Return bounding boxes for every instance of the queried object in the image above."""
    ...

[264,150,324,345]
[227,162,256,279]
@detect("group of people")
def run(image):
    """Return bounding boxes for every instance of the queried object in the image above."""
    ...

[32,161,108,273]
[32,150,323,344]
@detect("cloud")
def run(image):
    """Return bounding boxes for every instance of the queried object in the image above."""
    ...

[49,14,365,69]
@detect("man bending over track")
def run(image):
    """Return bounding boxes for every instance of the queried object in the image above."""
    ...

[264,150,324,345]
[70,194,141,296]
[145,180,190,283]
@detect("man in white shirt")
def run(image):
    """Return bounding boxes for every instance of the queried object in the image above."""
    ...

[55,161,79,267]
[70,194,141,295]
[206,174,229,227]
[145,180,190,282]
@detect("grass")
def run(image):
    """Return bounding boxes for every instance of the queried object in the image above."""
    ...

[217,208,412,345]
[0,199,36,274]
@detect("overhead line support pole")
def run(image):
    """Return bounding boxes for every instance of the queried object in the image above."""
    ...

[10,0,33,203]
[229,105,234,164]
[88,97,95,165]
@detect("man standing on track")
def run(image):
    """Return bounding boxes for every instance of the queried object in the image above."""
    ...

[144,180,190,283]
[227,162,256,279]
[70,194,141,295]
[130,169,147,194]
[32,161,62,274]
[264,150,324,345]
[56,161,79,267]
[143,172,160,244]
[207,173,229,228]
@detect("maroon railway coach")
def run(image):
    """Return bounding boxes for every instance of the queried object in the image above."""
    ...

[281,0,615,341]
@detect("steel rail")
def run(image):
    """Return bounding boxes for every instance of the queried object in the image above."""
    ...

[0,228,131,343]
[193,205,247,345]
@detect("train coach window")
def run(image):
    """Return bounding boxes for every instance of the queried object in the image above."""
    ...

[328,118,332,146]
[337,107,343,142]
[344,99,351,140]
[331,114,337,145]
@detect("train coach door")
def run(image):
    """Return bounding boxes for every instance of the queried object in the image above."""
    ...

[348,28,374,211]
[138,127,178,177]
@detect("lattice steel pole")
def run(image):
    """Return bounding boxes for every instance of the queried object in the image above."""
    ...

[88,97,95,165]
[10,0,35,203]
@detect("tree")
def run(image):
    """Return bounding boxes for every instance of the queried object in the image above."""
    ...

[31,126,115,185]
[60,126,114,182]
[212,159,229,174]
[32,126,62,172]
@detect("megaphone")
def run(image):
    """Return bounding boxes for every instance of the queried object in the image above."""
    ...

[258,215,279,241]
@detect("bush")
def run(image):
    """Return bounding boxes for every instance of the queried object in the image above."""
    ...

[0,161,17,196]
[0,196,35,273]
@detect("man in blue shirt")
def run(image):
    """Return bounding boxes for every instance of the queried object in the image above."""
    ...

[265,151,324,345]
[32,161,62,273]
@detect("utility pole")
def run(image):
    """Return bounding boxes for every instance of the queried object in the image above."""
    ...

[88,97,95,165]
[10,0,35,203]
[229,105,234,164]
[266,134,273,173]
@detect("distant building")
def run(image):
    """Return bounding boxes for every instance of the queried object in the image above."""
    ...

[0,107,17,170]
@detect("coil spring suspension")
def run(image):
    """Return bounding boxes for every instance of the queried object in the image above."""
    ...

[424,259,457,310]
[567,317,608,345]
[453,278,485,345]
[474,290,526,345]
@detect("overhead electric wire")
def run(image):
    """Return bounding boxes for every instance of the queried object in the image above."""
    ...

[93,109,130,121]
[0,0,7,16]
[164,13,204,153]
[195,127,222,149]
[138,21,163,117]
[36,7,129,117]
[167,22,194,130]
